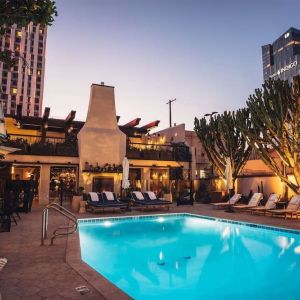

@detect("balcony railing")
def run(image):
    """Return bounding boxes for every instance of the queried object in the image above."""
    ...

[126,142,191,162]
[3,134,78,157]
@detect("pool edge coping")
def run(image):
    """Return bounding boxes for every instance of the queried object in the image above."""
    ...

[66,231,132,300]
[78,212,300,235]
[68,212,300,300]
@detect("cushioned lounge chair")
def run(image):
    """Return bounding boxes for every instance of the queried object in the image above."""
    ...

[0,258,7,272]
[143,191,171,204]
[267,194,300,219]
[131,191,170,210]
[233,193,263,211]
[87,192,127,213]
[101,192,128,208]
[211,193,241,209]
[248,193,279,215]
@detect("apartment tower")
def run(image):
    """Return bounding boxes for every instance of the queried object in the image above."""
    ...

[0,23,46,116]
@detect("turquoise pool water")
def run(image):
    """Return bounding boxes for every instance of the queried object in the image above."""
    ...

[78,214,300,299]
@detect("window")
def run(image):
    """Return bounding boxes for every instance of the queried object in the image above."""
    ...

[16,31,22,37]
[12,88,17,94]
[285,32,290,39]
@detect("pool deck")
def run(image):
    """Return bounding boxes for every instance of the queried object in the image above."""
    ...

[1,202,300,299]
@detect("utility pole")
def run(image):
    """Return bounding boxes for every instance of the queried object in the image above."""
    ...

[166,98,176,127]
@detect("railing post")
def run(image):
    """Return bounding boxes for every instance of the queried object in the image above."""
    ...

[45,209,48,239]
[41,209,46,246]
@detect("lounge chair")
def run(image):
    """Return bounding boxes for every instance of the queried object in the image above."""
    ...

[248,193,279,215]
[233,192,263,211]
[0,258,7,272]
[143,191,171,204]
[101,192,128,209]
[267,194,300,219]
[87,192,127,213]
[211,193,241,209]
[131,191,170,210]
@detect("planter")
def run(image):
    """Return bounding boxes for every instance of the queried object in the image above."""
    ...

[164,193,173,203]
[72,196,82,213]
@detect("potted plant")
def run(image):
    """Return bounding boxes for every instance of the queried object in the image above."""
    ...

[163,185,172,202]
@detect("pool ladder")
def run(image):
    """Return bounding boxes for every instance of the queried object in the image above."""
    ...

[41,202,78,246]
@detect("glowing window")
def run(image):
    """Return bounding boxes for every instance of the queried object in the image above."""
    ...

[12,88,17,94]
[16,31,22,37]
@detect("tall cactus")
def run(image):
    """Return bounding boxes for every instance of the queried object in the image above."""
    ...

[194,110,252,185]
[237,76,300,193]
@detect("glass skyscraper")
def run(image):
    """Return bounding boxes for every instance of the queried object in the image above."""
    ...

[262,27,300,82]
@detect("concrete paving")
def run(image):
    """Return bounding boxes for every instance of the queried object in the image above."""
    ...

[1,202,300,300]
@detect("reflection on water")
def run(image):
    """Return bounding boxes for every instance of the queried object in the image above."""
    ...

[79,216,300,300]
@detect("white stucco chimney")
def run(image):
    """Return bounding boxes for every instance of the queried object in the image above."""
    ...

[77,84,126,172]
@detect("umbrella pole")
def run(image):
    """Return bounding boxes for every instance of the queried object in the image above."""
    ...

[225,189,235,213]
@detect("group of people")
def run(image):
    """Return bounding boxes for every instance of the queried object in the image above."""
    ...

[5,174,37,214]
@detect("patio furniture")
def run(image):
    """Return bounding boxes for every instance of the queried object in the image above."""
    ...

[211,193,241,209]
[143,191,171,204]
[101,192,128,209]
[131,191,170,210]
[233,193,263,211]
[87,192,127,213]
[177,192,195,206]
[248,193,279,215]
[267,195,300,219]
[0,258,7,272]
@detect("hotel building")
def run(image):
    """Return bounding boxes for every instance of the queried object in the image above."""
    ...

[262,27,300,82]
[0,23,46,117]
[0,83,194,205]
[0,82,292,206]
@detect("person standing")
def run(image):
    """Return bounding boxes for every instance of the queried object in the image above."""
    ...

[24,175,37,213]
[12,174,23,211]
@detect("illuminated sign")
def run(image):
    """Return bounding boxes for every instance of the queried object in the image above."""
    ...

[270,61,298,78]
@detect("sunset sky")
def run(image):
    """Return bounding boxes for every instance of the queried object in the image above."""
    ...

[43,0,300,130]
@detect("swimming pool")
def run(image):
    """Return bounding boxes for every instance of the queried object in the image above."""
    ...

[78,213,300,299]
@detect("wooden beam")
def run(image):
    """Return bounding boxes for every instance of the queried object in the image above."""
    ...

[122,118,141,128]
[65,110,76,123]
[140,120,160,130]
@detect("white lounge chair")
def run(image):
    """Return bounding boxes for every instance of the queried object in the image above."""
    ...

[249,193,279,215]
[211,193,242,209]
[0,258,7,272]
[268,195,300,219]
[233,193,263,210]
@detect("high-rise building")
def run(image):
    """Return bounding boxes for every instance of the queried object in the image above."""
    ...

[262,27,300,82]
[0,23,46,117]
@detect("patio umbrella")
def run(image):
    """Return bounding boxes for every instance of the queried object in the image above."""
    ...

[225,157,234,213]
[122,156,130,190]
[225,157,233,192]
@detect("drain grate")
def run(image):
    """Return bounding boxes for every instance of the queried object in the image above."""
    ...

[75,286,90,295]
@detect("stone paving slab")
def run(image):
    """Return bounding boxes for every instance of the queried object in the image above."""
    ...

[0,207,104,300]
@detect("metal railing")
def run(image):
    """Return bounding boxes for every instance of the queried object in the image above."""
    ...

[41,202,77,246]
[127,142,191,162]
[4,133,78,157]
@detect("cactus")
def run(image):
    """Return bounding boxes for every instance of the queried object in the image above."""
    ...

[237,76,300,193]
[194,110,252,186]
